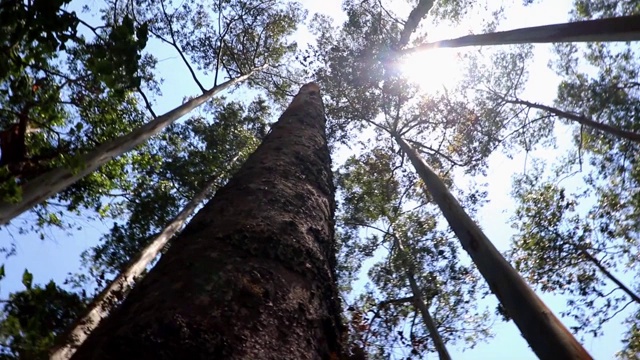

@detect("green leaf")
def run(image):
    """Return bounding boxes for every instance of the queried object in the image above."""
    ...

[22,269,33,289]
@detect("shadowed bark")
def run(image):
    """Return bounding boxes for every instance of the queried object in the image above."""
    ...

[69,83,344,360]
[397,0,435,49]
[51,173,230,360]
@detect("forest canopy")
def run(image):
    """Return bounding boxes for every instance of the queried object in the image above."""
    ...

[0,0,639,359]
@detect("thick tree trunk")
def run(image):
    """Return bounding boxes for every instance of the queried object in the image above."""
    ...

[69,83,343,360]
[0,68,264,226]
[400,15,640,54]
[392,132,592,360]
[51,173,226,360]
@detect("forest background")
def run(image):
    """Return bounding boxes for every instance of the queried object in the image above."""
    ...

[0,0,638,358]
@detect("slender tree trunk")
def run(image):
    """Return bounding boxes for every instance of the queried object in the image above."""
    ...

[392,132,592,360]
[400,15,640,55]
[579,248,640,304]
[393,235,451,360]
[0,67,264,226]
[69,83,343,360]
[506,98,640,143]
[397,0,435,49]
[50,171,231,360]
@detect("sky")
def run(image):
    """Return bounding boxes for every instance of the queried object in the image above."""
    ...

[0,0,635,359]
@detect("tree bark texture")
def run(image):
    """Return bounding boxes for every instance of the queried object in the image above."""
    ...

[392,133,592,360]
[51,174,227,360]
[70,83,343,360]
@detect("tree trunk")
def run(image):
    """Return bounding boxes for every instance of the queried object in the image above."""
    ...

[400,15,640,54]
[69,83,343,360]
[505,98,640,143]
[0,68,264,226]
[393,235,451,360]
[579,248,640,304]
[51,172,228,360]
[392,132,592,360]
[397,0,435,49]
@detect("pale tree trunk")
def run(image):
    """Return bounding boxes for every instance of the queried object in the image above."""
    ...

[69,83,344,359]
[392,132,592,360]
[393,234,451,360]
[50,169,233,360]
[400,15,640,55]
[0,68,264,226]
[504,98,640,143]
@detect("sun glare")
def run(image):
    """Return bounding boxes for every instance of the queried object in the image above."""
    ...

[399,48,465,94]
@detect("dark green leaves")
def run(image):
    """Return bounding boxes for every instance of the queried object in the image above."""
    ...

[84,16,149,95]
[0,280,86,360]
[21,269,33,289]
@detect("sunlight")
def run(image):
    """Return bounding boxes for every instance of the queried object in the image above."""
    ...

[398,48,465,93]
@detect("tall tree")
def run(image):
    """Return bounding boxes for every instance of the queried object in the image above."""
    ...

[313,0,593,357]
[69,83,345,359]
[399,14,640,54]
[0,71,258,225]
[0,0,154,232]
[78,98,270,284]
[507,0,640,353]
[394,133,591,359]
[336,145,490,359]
[0,0,304,228]
[51,174,225,359]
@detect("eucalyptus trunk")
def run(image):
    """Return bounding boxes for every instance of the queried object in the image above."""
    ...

[70,83,343,359]
[400,15,640,54]
[392,133,592,360]
[0,68,264,225]
[51,173,229,360]
[393,235,450,360]
[505,98,640,143]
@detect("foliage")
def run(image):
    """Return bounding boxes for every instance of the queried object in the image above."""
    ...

[0,276,86,360]
[0,0,155,234]
[75,97,270,289]
[121,0,307,103]
[336,144,491,358]
[311,0,537,177]
[618,310,640,359]
[510,162,637,335]
[505,0,640,349]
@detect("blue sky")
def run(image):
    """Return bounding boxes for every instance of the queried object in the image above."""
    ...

[0,0,635,359]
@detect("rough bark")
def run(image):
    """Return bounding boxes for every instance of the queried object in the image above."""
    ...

[51,174,227,360]
[0,68,264,226]
[392,132,592,360]
[399,15,640,54]
[70,83,343,360]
